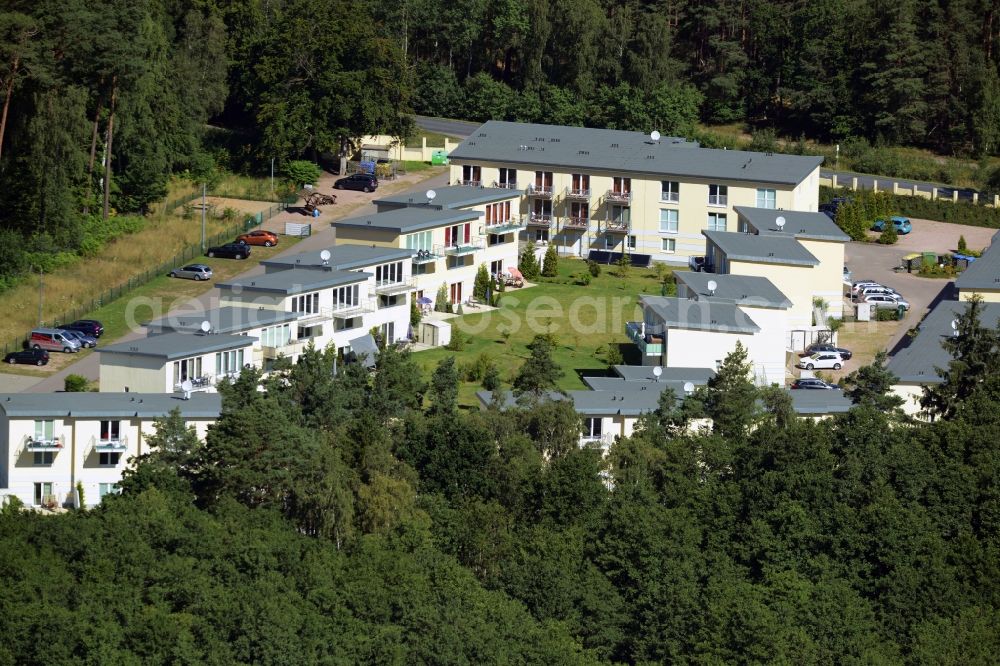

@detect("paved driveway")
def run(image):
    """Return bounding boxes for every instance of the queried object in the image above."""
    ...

[844,218,996,352]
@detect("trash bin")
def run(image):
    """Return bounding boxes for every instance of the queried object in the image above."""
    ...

[896,305,906,320]
[431,150,449,166]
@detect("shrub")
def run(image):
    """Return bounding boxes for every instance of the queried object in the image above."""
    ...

[615,254,631,278]
[821,185,1000,229]
[482,364,501,391]
[464,353,496,382]
[434,284,450,313]
[587,260,601,277]
[876,307,904,321]
[473,264,491,302]
[541,245,558,277]
[958,235,968,252]
[76,481,85,509]
[605,344,624,368]
[878,225,899,244]
[577,273,592,286]
[284,160,322,187]
[64,374,90,392]
[519,242,541,280]
[446,334,466,351]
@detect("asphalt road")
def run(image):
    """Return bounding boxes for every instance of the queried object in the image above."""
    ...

[22,169,450,393]
[413,116,984,203]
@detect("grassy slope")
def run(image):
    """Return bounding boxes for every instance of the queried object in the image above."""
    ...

[411,257,670,407]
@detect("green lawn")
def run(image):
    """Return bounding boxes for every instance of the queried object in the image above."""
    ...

[411,257,673,407]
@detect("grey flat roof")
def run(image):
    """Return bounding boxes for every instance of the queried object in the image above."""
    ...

[704,230,819,267]
[262,245,414,272]
[611,365,717,384]
[887,299,1000,384]
[955,240,1000,290]
[583,376,695,392]
[146,307,300,335]
[789,390,854,415]
[332,207,481,234]
[101,332,255,361]
[639,296,760,335]
[735,206,850,242]
[674,271,792,309]
[0,392,222,419]
[374,185,520,210]
[217,268,366,295]
[450,120,822,186]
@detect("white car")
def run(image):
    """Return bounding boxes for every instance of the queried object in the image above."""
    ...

[797,353,845,370]
[863,293,909,310]
[856,285,901,299]
[851,280,885,295]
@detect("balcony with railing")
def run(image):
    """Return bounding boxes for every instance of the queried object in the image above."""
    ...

[331,299,375,319]
[526,213,553,228]
[561,216,589,231]
[458,179,482,187]
[375,276,416,295]
[625,321,664,356]
[580,433,616,451]
[25,435,64,452]
[564,186,591,201]
[94,434,129,452]
[708,193,728,207]
[174,374,216,392]
[261,340,307,360]
[602,217,631,234]
[294,307,335,325]
[526,184,554,199]
[443,238,485,257]
[605,189,632,205]
[484,216,527,234]
[411,247,442,264]
[495,181,518,190]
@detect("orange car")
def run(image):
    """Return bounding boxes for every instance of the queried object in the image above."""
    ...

[236,230,279,247]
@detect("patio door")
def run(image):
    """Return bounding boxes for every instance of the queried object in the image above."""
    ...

[449,282,462,304]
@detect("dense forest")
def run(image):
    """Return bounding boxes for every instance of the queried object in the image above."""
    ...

[2,300,1000,662]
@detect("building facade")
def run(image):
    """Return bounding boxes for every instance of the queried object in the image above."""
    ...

[447,121,822,265]
[0,393,220,509]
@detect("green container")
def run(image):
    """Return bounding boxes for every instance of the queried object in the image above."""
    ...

[431,150,449,166]
[922,251,937,266]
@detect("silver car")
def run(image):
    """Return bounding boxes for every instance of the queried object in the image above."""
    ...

[170,264,213,281]
[864,293,910,310]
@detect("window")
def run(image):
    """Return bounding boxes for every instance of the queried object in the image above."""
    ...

[584,418,603,439]
[333,284,360,310]
[33,482,53,506]
[215,349,245,376]
[461,165,481,185]
[498,167,517,188]
[99,452,122,467]
[661,181,679,203]
[707,212,727,232]
[604,234,617,250]
[100,420,121,443]
[99,483,120,501]
[490,260,503,277]
[33,451,54,466]
[570,202,588,220]
[292,292,320,315]
[571,173,590,195]
[533,171,553,193]
[405,231,433,252]
[380,322,395,344]
[534,228,550,242]
[661,238,676,253]
[627,235,637,250]
[533,199,552,218]
[173,357,202,386]
[261,324,291,348]
[612,177,631,194]
[756,188,776,209]
[708,184,728,206]
[375,261,404,284]
[609,205,629,223]
[449,282,462,304]
[444,223,471,247]
[485,201,512,225]
[33,420,54,446]
[659,209,678,233]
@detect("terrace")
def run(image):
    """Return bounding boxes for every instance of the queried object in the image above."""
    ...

[625,321,664,356]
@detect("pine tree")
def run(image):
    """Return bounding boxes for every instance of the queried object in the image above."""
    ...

[519,241,541,280]
[474,263,491,301]
[541,244,558,277]
[513,334,563,400]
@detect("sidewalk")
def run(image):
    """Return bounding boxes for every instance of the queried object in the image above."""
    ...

[8,168,448,393]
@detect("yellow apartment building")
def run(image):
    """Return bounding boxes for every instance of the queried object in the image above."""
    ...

[447,121,823,264]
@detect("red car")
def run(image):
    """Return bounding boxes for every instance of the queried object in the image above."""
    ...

[236,230,279,247]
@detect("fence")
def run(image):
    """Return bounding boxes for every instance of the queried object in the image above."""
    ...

[0,218,254,356]
[819,173,998,207]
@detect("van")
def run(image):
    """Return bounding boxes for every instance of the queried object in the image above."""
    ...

[30,328,82,353]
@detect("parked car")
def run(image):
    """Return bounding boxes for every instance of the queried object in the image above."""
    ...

[688,256,707,272]
[791,378,841,390]
[803,343,853,360]
[206,243,250,260]
[170,264,214,280]
[236,230,279,247]
[797,353,845,371]
[333,173,378,192]
[851,280,887,295]
[871,216,912,234]
[29,328,81,353]
[863,293,910,310]
[5,348,49,366]
[856,285,901,300]
[819,196,852,220]
[59,329,97,348]
[61,319,104,338]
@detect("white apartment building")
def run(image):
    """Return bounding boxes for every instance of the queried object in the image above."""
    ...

[0,392,220,509]
[447,121,822,265]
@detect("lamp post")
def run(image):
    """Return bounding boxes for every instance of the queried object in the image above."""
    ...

[201,183,206,252]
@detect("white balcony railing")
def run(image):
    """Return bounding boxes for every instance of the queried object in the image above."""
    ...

[443,238,485,256]
[527,184,554,198]
[458,179,482,187]
[25,435,64,452]
[374,277,416,295]
[564,186,591,200]
[708,194,728,206]
[94,434,128,452]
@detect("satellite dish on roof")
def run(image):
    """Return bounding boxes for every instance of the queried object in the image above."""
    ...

[652,366,663,379]
[180,379,193,399]
[951,319,959,336]
[426,189,437,201]
[775,216,786,230]
[320,249,331,264]
[683,381,695,395]
[707,279,718,296]
[200,320,211,333]
[650,130,661,142]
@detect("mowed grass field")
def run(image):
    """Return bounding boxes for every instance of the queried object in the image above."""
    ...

[411,257,672,407]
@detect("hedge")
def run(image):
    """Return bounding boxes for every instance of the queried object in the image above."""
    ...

[820,186,1000,229]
